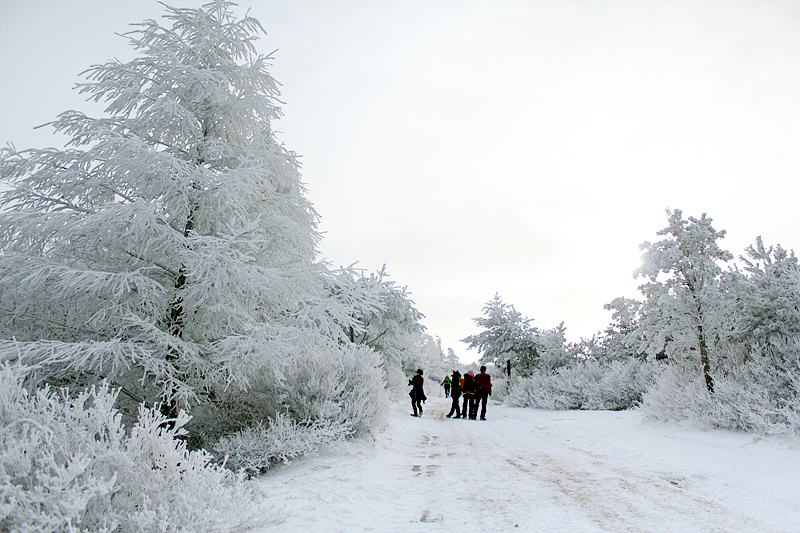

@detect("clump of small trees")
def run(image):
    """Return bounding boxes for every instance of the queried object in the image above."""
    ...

[466,209,800,436]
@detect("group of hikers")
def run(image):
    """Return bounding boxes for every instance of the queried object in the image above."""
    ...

[408,367,492,420]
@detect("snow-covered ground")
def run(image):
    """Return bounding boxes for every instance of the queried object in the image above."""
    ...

[246,396,799,533]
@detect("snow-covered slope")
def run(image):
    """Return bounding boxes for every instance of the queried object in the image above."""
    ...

[250,397,799,532]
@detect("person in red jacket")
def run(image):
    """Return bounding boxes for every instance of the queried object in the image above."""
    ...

[474,365,492,421]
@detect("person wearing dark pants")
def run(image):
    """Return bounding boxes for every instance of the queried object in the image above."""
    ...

[474,365,492,420]
[446,369,462,418]
[409,369,426,417]
[460,370,477,419]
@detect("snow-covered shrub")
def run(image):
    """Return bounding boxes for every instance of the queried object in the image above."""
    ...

[640,345,800,436]
[505,358,660,411]
[489,373,510,404]
[214,413,351,475]
[201,341,388,468]
[637,364,712,424]
[385,363,411,401]
[1,365,121,532]
[0,364,260,533]
[280,342,389,436]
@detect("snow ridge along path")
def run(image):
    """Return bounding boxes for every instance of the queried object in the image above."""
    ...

[251,397,799,533]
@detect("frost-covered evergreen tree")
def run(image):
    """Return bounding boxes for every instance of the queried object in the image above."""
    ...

[596,297,646,360]
[462,294,539,376]
[535,322,576,371]
[593,218,800,434]
[0,1,383,436]
[734,237,800,347]
[444,347,460,370]
[337,266,425,369]
[636,210,734,393]
[402,334,448,379]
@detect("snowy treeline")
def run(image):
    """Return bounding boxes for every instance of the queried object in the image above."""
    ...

[467,210,800,436]
[0,3,459,530]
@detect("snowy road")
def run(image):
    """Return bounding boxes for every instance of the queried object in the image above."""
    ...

[249,397,800,533]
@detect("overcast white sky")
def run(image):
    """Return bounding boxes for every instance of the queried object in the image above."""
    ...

[1,0,799,362]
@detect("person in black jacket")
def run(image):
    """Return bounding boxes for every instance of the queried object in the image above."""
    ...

[409,369,426,417]
[445,369,462,418]
[460,370,477,419]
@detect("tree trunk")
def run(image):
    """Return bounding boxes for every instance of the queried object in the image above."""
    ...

[687,279,714,394]
[161,201,199,419]
[698,324,715,394]
[161,270,186,419]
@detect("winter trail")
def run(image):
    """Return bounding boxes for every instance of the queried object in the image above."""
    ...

[249,397,799,533]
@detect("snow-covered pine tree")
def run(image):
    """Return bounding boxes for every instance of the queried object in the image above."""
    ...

[0,1,382,435]
[339,266,425,367]
[403,334,448,379]
[734,237,800,347]
[599,296,646,360]
[444,347,460,371]
[636,209,734,393]
[462,294,539,376]
[535,322,576,371]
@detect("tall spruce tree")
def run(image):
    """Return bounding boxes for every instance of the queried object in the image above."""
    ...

[0,1,376,426]
[636,209,733,393]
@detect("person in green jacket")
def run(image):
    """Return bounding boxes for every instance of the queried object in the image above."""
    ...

[441,375,451,398]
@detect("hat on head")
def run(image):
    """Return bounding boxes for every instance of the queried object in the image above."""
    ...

[466,370,474,377]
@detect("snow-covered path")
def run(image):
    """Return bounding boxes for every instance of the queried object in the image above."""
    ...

[250,397,799,533]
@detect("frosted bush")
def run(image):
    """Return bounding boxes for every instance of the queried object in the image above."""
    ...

[384,364,410,401]
[637,364,713,425]
[214,413,351,475]
[505,358,660,411]
[204,341,388,471]
[1,365,122,532]
[505,366,587,410]
[278,342,389,437]
[640,349,800,436]
[0,364,261,533]
[490,374,510,403]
